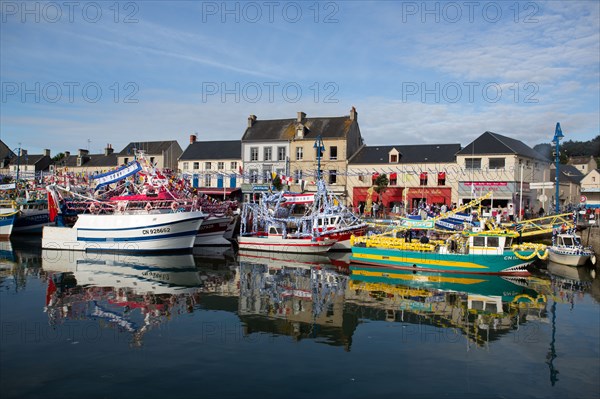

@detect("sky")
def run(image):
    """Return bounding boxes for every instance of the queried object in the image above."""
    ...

[1,0,599,156]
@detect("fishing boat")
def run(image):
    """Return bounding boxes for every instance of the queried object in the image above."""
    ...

[238,225,338,254]
[239,180,366,253]
[0,200,17,239]
[548,232,596,266]
[350,229,548,275]
[13,196,51,234]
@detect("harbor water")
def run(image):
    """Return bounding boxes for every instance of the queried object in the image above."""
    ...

[1,237,599,399]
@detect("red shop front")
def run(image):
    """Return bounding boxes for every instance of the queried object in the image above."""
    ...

[353,186,405,208]
[405,187,452,209]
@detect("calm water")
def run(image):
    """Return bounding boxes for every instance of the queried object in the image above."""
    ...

[1,238,599,399]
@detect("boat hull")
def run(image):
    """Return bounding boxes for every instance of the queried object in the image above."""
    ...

[13,209,51,234]
[194,215,232,246]
[238,235,336,254]
[42,211,205,253]
[0,212,16,239]
[548,247,592,266]
[350,246,533,275]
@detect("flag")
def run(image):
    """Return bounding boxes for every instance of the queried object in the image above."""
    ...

[280,174,293,185]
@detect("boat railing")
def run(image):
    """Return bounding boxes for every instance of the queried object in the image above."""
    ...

[63,199,196,214]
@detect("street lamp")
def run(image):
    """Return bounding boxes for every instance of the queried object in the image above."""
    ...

[313,135,325,181]
[553,123,564,214]
[519,162,524,221]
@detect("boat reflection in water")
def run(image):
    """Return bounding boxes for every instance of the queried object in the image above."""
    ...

[238,250,350,346]
[348,265,548,348]
[41,250,238,346]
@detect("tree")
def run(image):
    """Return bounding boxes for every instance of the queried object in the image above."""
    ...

[373,174,389,195]
[272,175,283,191]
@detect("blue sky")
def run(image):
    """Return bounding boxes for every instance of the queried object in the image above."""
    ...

[1,1,598,155]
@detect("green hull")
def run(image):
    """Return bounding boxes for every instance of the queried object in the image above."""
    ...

[350,246,534,275]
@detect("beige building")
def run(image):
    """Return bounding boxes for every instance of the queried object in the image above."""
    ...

[117,141,182,171]
[580,169,600,209]
[568,155,598,175]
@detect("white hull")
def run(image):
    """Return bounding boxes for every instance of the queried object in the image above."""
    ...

[238,235,337,254]
[238,250,332,268]
[194,215,231,246]
[42,211,205,252]
[42,250,202,294]
[0,208,16,239]
[548,247,592,266]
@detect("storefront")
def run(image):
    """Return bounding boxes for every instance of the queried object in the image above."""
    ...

[353,186,451,212]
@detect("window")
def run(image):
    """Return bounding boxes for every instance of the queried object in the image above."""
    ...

[487,237,499,248]
[204,175,211,187]
[296,147,303,160]
[473,236,485,247]
[437,172,446,186]
[294,170,303,183]
[389,173,397,186]
[276,168,284,177]
[218,162,224,170]
[183,162,189,170]
[419,172,428,186]
[193,162,199,170]
[465,158,481,170]
[263,165,272,183]
[250,147,258,161]
[330,146,338,160]
[250,169,258,183]
[205,162,211,170]
[390,154,398,163]
[264,147,272,161]
[328,170,337,184]
[277,147,286,161]
[358,174,364,182]
[230,161,237,170]
[488,158,505,169]
[150,157,155,165]
[123,157,129,164]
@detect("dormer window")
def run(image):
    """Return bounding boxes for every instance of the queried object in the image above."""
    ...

[389,148,399,163]
[296,124,305,138]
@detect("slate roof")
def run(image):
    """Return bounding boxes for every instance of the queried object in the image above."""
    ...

[350,144,461,164]
[457,131,548,161]
[118,141,180,156]
[180,140,241,160]
[55,153,118,168]
[242,116,353,141]
[552,164,585,184]
[568,156,594,165]
[0,140,15,161]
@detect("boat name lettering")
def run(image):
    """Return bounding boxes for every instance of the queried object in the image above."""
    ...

[142,227,171,235]
[504,255,517,260]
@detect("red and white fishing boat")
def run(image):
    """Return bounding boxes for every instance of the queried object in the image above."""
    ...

[239,180,366,253]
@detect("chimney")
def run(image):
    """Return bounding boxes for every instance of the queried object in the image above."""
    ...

[350,106,357,121]
[247,114,257,128]
[78,149,89,157]
[104,144,114,156]
[64,151,70,158]
[190,134,197,144]
[19,149,27,156]
[297,111,306,122]
[44,149,51,157]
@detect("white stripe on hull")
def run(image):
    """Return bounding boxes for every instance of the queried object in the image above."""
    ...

[238,236,336,254]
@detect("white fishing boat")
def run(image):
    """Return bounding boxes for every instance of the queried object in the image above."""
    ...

[548,232,596,266]
[42,209,205,253]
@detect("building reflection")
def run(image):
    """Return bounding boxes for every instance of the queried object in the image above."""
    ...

[237,251,352,348]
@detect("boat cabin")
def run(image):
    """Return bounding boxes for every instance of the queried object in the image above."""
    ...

[555,233,580,247]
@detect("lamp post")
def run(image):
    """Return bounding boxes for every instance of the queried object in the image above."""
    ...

[553,123,564,214]
[519,162,524,221]
[313,135,325,181]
